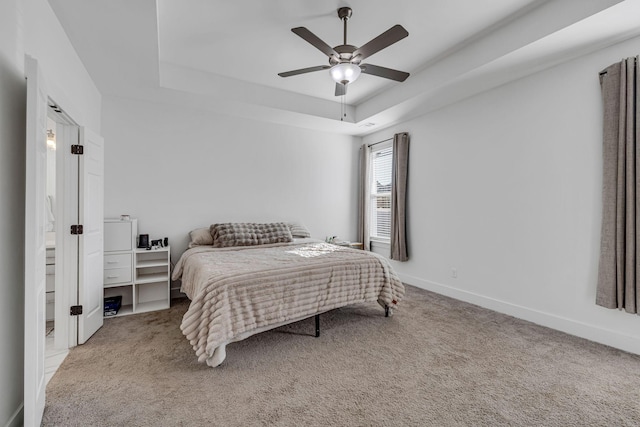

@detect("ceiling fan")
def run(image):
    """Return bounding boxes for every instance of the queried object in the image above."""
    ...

[278,7,410,96]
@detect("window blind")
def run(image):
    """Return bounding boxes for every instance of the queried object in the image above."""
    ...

[370,145,392,240]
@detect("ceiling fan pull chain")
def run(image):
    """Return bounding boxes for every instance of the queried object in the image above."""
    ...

[340,92,347,121]
[344,92,347,120]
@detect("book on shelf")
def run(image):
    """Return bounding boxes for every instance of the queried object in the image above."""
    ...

[104,295,122,316]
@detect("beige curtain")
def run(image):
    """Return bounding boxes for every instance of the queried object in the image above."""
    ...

[391,132,409,261]
[596,56,640,313]
[358,143,371,251]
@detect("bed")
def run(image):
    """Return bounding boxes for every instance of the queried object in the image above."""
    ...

[172,222,405,367]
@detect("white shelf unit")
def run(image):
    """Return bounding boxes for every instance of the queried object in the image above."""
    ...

[103,218,170,317]
[134,247,170,314]
[103,219,136,318]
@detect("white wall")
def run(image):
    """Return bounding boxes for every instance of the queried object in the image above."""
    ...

[364,34,640,355]
[102,94,360,264]
[0,0,101,425]
[0,1,27,424]
[23,0,101,132]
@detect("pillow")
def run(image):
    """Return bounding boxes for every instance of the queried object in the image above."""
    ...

[287,222,311,238]
[210,222,293,248]
[188,227,214,248]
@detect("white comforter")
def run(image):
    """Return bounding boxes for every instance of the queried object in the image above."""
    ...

[172,241,405,367]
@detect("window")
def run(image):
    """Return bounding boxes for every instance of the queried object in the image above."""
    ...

[369,143,393,241]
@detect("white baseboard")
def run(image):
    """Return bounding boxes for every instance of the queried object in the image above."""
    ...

[399,272,640,356]
[4,404,23,427]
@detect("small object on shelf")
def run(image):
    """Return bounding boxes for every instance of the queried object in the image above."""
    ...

[138,234,149,249]
[148,237,169,250]
[104,295,122,316]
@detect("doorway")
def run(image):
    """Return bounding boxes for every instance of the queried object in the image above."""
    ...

[43,103,81,383]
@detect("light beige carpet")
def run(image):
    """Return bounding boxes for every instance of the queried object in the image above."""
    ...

[43,285,640,426]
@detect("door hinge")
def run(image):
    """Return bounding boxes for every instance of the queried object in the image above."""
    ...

[70,305,83,316]
[70,224,84,235]
[71,144,84,155]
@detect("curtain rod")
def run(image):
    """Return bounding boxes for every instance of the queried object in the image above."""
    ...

[600,57,638,75]
[368,137,393,148]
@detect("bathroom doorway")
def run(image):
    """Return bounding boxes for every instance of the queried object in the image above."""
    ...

[44,104,80,384]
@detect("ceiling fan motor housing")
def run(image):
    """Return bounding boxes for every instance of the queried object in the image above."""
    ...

[330,45,359,66]
[337,7,353,20]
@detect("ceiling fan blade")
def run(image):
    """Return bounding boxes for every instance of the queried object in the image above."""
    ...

[291,27,339,58]
[352,25,408,61]
[335,83,346,96]
[278,65,331,78]
[360,64,410,82]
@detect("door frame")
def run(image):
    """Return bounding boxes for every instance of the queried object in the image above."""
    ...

[50,111,80,350]
[24,60,86,425]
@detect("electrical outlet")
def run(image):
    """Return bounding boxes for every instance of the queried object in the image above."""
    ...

[451,268,457,278]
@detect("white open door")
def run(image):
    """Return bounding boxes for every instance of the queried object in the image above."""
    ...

[24,56,47,427]
[78,127,104,344]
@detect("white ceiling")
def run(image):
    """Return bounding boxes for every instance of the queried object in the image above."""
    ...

[157,0,540,104]
[49,0,640,135]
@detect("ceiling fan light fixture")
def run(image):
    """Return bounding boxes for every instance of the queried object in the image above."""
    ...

[330,63,361,84]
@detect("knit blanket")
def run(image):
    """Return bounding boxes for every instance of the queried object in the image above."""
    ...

[172,242,405,367]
